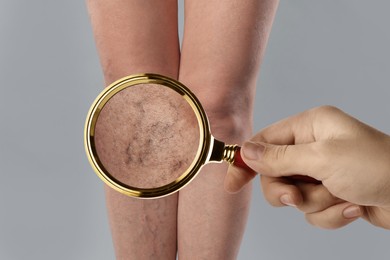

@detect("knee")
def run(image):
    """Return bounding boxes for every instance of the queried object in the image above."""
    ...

[200,95,254,143]
[179,74,256,142]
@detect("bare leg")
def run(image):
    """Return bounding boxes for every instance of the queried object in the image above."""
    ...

[178,0,279,259]
[86,1,180,259]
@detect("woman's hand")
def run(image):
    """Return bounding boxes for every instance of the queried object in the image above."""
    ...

[225,106,390,229]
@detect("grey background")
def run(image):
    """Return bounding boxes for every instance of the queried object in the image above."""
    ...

[1,0,389,259]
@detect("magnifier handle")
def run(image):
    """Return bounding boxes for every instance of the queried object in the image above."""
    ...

[233,147,321,184]
[233,147,254,173]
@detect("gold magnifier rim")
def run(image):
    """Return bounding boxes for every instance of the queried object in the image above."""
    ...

[84,73,211,198]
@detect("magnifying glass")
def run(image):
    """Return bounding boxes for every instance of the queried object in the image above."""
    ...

[84,73,253,199]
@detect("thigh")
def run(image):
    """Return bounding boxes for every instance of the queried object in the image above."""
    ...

[86,0,181,259]
[178,0,278,259]
[87,0,181,84]
[179,0,277,108]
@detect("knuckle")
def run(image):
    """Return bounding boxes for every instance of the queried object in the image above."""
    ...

[261,182,284,207]
[313,105,341,116]
[260,187,274,205]
[263,145,290,173]
[267,197,282,207]
[311,185,335,204]
[261,188,280,207]
[305,213,339,230]
[309,142,331,173]
[304,214,318,227]
[264,145,288,161]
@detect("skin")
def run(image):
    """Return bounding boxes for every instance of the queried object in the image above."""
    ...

[225,106,390,230]
[86,0,279,258]
[94,84,199,189]
[177,1,278,259]
[87,1,180,258]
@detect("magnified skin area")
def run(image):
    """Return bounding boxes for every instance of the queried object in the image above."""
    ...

[94,84,200,189]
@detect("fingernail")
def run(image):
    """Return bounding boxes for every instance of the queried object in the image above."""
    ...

[280,194,296,207]
[242,142,264,160]
[343,205,361,219]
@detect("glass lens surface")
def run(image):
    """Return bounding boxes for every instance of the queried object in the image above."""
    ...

[94,84,200,189]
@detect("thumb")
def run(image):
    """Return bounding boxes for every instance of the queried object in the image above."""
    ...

[241,141,324,180]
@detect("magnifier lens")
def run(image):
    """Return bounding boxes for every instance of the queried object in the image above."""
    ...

[94,83,200,189]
